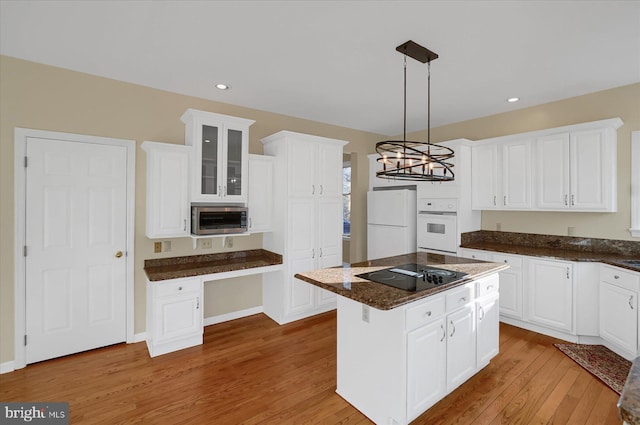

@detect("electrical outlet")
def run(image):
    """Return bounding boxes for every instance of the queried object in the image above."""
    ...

[224,236,233,249]
[200,238,212,249]
[568,226,576,236]
[154,242,162,253]
[162,240,171,252]
[362,305,370,323]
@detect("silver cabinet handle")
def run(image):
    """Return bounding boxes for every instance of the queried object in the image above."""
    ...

[503,195,507,205]
[440,324,446,342]
[320,184,323,195]
[571,194,575,206]
[425,310,432,317]
[183,219,187,231]
[450,320,456,337]
[566,268,570,279]
[459,297,466,303]
[218,185,222,197]
[249,217,252,229]
[630,295,634,310]
[196,297,200,310]
[493,196,496,206]
[564,194,568,206]
[614,275,620,280]
[312,184,315,195]
[312,249,315,258]
[479,305,485,320]
[319,248,323,257]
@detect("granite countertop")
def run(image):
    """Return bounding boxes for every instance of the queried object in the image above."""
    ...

[144,249,283,282]
[619,356,640,425]
[294,252,508,310]
[461,231,640,273]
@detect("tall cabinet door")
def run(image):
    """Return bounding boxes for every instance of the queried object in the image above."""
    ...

[570,129,608,210]
[446,304,476,392]
[288,142,317,198]
[317,143,343,198]
[502,139,532,209]
[287,199,317,314]
[477,293,500,367]
[471,143,499,209]
[536,133,570,209]
[317,198,343,269]
[528,258,573,332]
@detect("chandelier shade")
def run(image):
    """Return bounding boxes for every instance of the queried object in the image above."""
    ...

[376,40,455,182]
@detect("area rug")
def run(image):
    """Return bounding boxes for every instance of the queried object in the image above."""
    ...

[554,343,631,394]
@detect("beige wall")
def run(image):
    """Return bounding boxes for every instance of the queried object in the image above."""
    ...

[408,83,640,241]
[0,56,380,364]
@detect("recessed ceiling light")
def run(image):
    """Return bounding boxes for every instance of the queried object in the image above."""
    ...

[507,97,520,103]
[215,83,230,90]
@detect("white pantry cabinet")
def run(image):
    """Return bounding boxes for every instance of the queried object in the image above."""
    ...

[181,109,255,203]
[471,138,532,210]
[141,141,191,238]
[599,265,639,358]
[146,277,203,357]
[247,154,274,233]
[261,131,347,324]
[528,258,573,333]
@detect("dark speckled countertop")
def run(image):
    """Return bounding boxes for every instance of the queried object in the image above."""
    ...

[294,252,508,310]
[620,356,640,424]
[461,231,640,272]
[144,249,283,281]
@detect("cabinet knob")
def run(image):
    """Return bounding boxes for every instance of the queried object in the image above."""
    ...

[425,311,432,317]
[115,251,123,258]
[614,275,620,279]
[178,286,183,291]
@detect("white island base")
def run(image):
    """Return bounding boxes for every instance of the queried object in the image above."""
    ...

[336,273,500,425]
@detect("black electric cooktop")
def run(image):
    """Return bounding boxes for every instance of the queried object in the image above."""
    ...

[356,263,469,292]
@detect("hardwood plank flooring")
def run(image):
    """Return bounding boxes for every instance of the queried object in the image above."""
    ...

[0,312,622,424]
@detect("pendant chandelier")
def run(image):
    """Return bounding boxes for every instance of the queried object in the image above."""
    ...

[376,40,455,182]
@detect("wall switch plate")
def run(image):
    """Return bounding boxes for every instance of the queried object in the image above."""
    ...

[362,305,370,323]
[162,240,171,252]
[200,239,212,249]
[154,242,162,253]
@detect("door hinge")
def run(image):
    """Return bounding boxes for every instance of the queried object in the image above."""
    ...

[23,246,27,257]
[24,335,27,346]
[24,156,28,168]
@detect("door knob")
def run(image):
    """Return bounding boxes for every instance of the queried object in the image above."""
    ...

[115,251,123,258]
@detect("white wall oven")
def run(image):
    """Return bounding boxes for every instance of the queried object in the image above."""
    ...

[417,198,458,255]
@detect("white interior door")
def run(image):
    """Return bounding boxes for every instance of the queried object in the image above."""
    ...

[25,137,128,364]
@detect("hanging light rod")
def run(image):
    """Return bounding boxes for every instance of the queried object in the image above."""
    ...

[376,40,455,182]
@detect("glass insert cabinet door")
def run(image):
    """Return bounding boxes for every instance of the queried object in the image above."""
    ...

[226,129,243,197]
[201,124,221,196]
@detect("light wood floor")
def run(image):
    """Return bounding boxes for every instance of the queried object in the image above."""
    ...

[1,311,622,424]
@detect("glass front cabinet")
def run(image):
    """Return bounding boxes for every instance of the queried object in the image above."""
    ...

[181,109,255,203]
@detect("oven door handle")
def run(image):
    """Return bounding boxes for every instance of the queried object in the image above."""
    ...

[418,211,457,216]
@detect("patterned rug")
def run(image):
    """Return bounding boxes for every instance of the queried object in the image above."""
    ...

[554,343,631,394]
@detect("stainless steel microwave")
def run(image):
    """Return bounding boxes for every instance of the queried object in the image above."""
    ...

[191,205,248,235]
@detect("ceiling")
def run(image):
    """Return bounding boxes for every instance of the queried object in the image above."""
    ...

[1,1,638,136]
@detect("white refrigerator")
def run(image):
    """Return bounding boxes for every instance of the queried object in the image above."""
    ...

[367,189,417,260]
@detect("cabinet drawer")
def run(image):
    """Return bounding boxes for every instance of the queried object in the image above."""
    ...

[476,274,500,298]
[462,249,491,261]
[492,253,522,269]
[154,279,201,298]
[601,265,640,292]
[446,283,475,312]
[406,296,445,331]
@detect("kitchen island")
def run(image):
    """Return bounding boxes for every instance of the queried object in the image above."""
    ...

[295,252,508,425]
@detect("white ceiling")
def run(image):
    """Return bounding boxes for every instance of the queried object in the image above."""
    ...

[1,1,639,136]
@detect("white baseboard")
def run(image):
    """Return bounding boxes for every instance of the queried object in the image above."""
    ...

[132,332,147,343]
[1,361,15,374]
[204,306,264,327]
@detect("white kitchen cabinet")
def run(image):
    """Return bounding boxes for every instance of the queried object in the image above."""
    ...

[528,258,573,332]
[407,319,447,421]
[492,253,523,319]
[446,303,476,392]
[535,125,619,211]
[181,109,254,203]
[471,138,532,210]
[262,131,347,324]
[141,141,191,239]
[599,265,639,358]
[477,292,500,367]
[146,277,203,357]
[247,154,274,233]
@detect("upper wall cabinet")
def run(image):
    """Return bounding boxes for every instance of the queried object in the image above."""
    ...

[471,118,622,212]
[181,109,255,203]
[471,138,532,210]
[536,125,619,211]
[141,141,191,238]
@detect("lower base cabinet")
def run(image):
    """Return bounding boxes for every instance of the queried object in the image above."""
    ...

[338,274,500,425]
[146,277,203,357]
[528,258,573,332]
